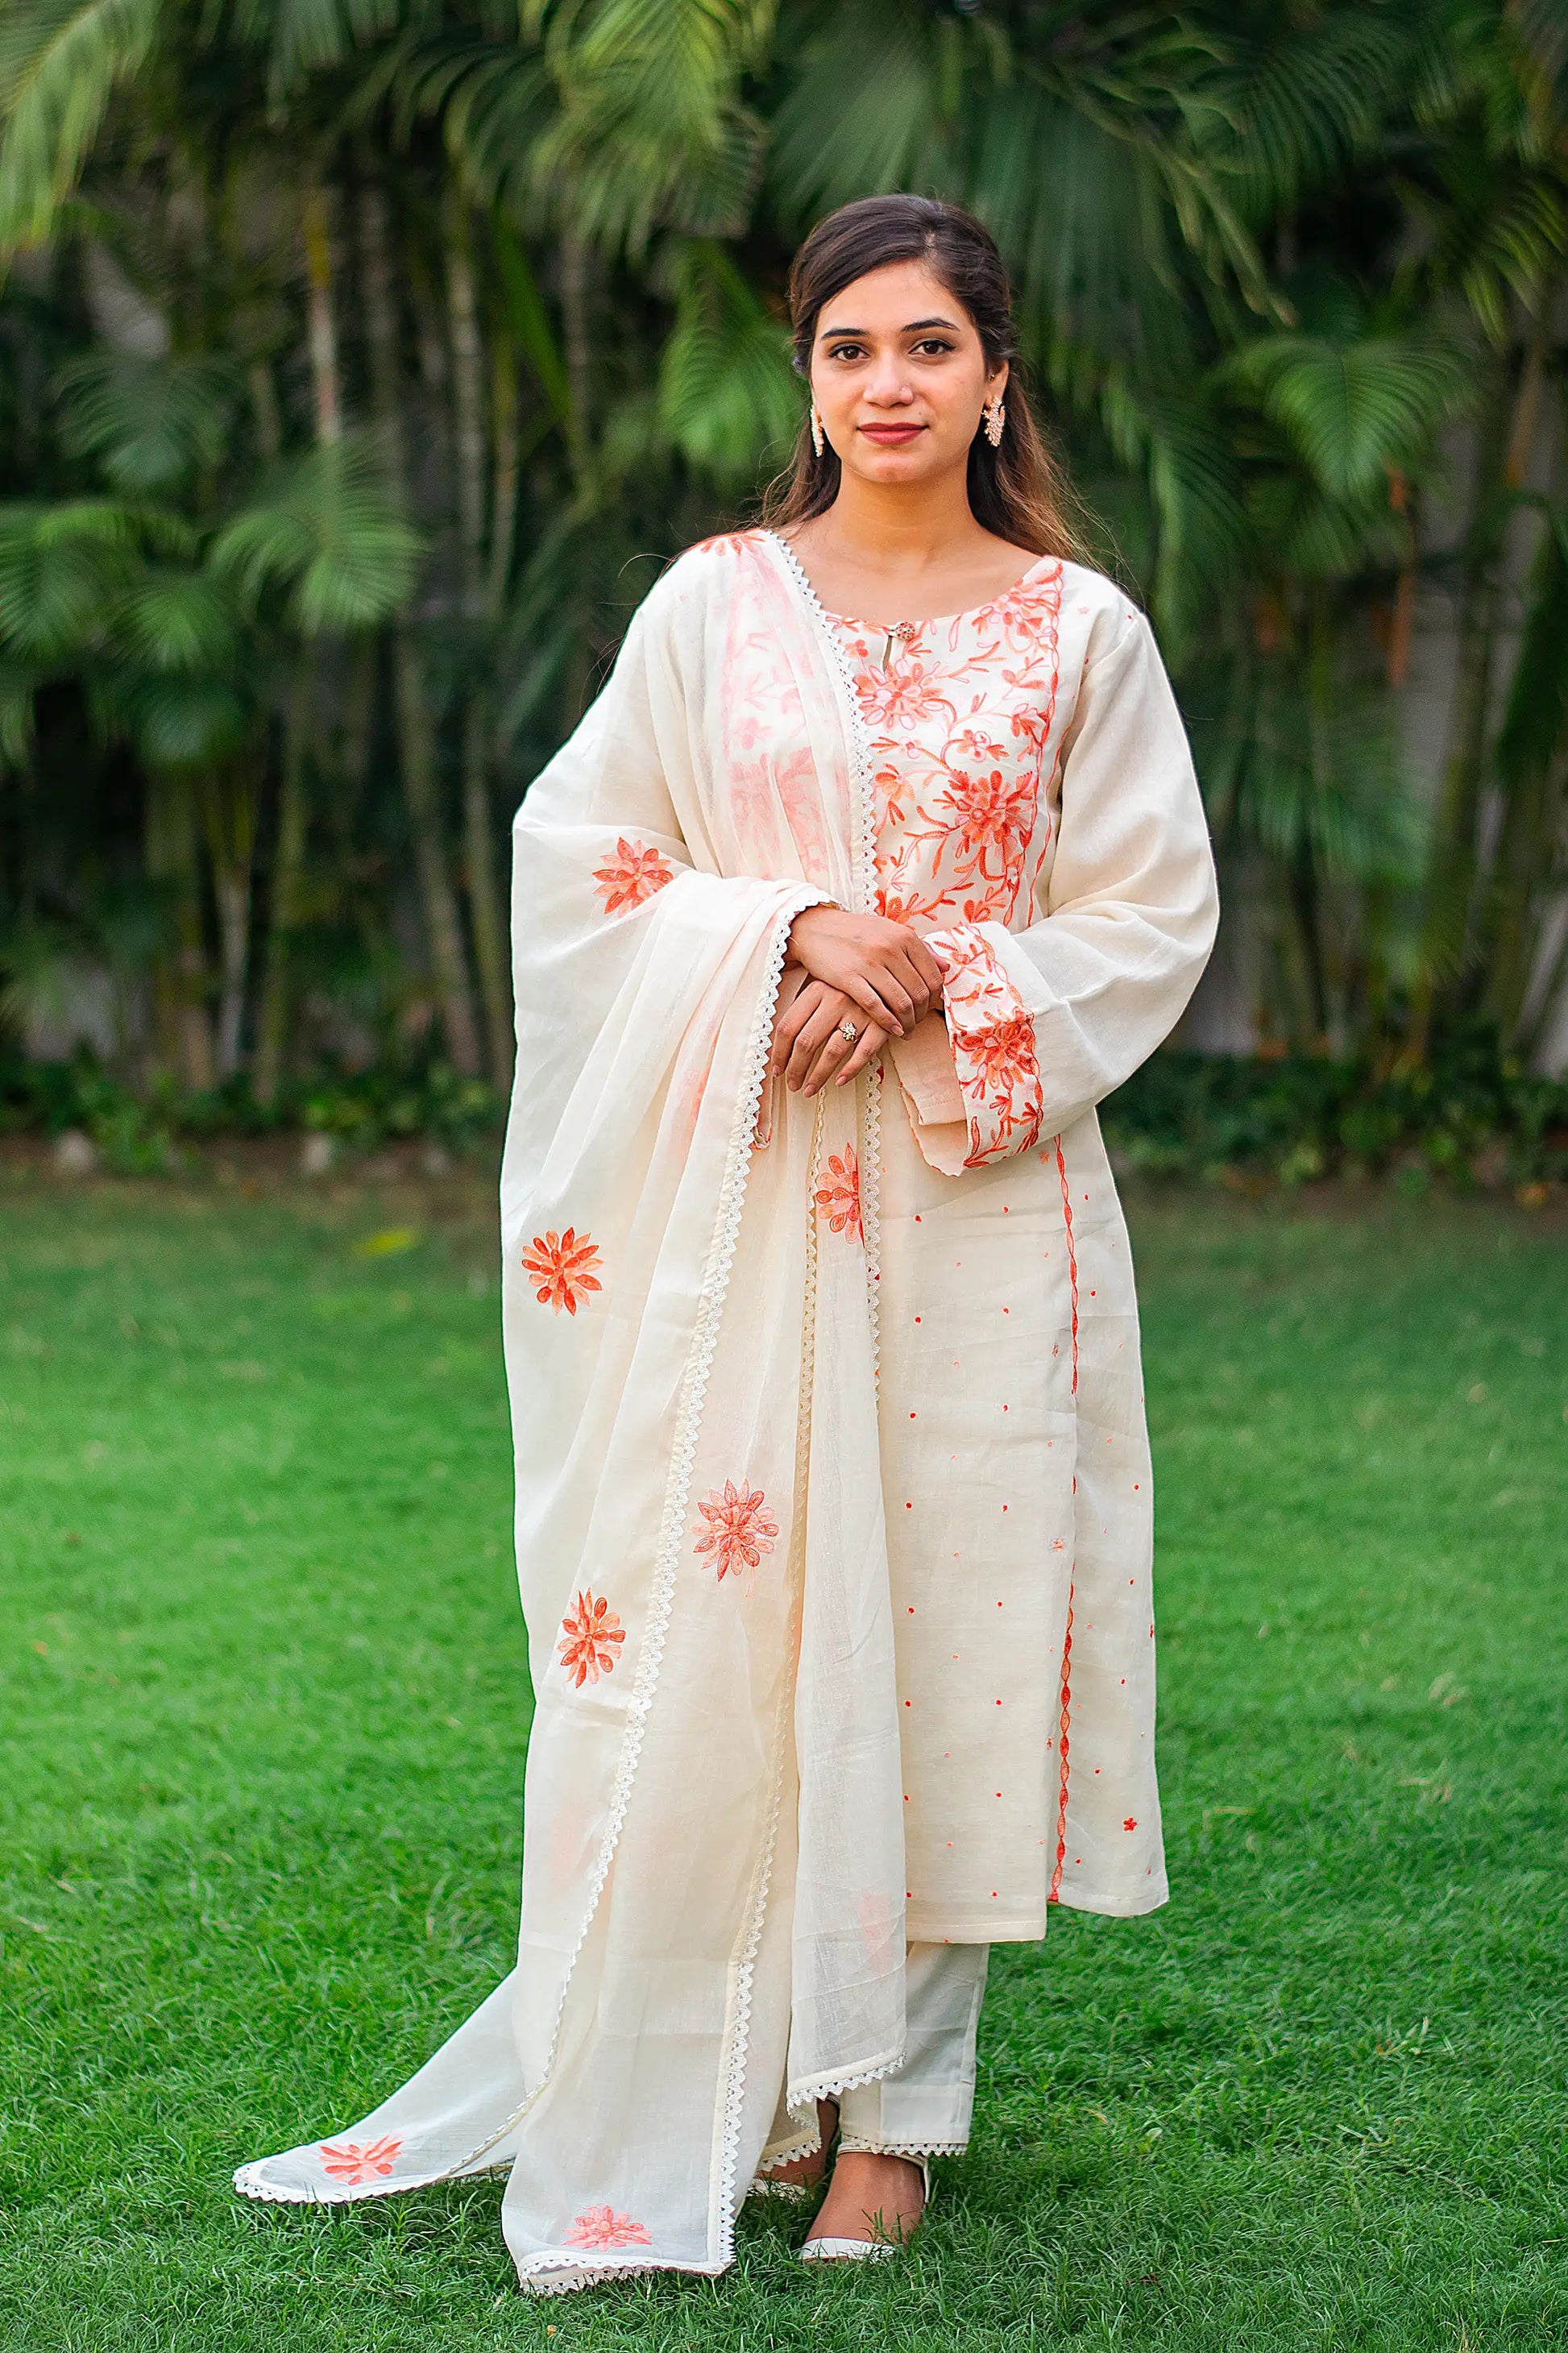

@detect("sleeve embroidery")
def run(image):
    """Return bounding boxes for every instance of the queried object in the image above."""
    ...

[924,924,1043,1168]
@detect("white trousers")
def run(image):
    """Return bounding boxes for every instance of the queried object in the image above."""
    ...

[765,1942,989,2160]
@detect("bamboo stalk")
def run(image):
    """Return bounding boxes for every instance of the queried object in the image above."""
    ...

[253,678,311,1107]
[446,188,513,1090]
[357,175,482,1079]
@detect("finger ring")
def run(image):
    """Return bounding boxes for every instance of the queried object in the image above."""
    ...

[838,1019,858,1042]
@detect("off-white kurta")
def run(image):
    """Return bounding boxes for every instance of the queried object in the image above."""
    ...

[813,554,1184,1936]
[234,528,1217,2291]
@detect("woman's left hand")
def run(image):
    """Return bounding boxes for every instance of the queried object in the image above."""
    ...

[772,980,889,1095]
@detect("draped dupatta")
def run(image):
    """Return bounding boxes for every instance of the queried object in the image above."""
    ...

[237,533,927,2287]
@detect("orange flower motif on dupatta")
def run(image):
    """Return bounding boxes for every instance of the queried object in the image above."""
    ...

[592,836,674,915]
[557,1590,625,1687]
[813,1144,863,1243]
[521,1226,604,1315]
[564,2205,653,2248]
[319,2135,401,2183]
[693,1479,779,1593]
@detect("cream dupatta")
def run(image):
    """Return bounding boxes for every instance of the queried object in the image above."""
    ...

[237,533,924,2289]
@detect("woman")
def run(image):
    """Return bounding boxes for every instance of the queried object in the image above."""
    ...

[236,194,1217,2292]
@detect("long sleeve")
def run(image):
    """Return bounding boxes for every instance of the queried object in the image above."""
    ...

[910,610,1217,1169]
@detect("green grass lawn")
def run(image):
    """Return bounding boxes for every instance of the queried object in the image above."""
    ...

[2,1171,1564,2352]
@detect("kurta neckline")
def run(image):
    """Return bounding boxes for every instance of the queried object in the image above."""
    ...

[766,530,1057,636]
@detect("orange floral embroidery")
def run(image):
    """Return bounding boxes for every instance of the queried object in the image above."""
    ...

[564,2205,653,2248]
[813,1145,863,1243]
[694,1479,779,1592]
[927,926,1043,1166]
[833,563,1064,929]
[592,836,674,916]
[521,1226,604,1315]
[558,1590,625,1687]
[319,2135,401,2183]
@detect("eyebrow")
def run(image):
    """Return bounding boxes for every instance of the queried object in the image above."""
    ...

[819,315,961,338]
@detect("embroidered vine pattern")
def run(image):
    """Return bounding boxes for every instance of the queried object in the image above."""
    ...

[832,564,1064,929]
[927,928,1044,1165]
[1047,1589,1075,1904]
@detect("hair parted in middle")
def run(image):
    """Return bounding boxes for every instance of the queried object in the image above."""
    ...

[761,193,1091,566]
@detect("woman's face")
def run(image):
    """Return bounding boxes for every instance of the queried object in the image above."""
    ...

[807,258,1006,490]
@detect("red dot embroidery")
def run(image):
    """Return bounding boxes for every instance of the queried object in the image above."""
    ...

[1123,1817,1138,1832]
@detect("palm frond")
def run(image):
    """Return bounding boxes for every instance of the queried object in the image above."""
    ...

[209,438,421,633]
[114,572,240,674]
[56,351,243,493]
[0,498,138,659]
[0,0,160,255]
[0,652,39,767]
[1222,328,1472,500]
[101,670,251,768]
[656,239,797,485]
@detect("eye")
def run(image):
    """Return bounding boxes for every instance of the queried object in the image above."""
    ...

[911,338,956,357]
[824,340,867,363]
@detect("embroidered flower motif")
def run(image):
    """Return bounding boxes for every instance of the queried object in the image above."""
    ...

[521,1226,604,1315]
[592,836,674,916]
[813,1145,863,1243]
[965,1011,1039,1100]
[564,2205,653,2248]
[1123,1817,1139,1832]
[558,1590,625,1687]
[935,762,1039,881]
[319,2135,401,2183]
[694,1479,779,1592]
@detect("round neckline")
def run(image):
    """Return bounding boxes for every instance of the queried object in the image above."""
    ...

[774,539,1056,636]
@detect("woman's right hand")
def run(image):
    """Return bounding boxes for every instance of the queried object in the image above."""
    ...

[786,906,945,1037]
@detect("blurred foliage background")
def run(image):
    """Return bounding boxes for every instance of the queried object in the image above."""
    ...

[0,0,1566,1180]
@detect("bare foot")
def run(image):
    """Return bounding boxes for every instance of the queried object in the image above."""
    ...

[756,2098,839,2191]
[805,2149,926,2247]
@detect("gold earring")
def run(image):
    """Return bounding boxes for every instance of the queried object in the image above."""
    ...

[983,394,1006,449]
[810,400,824,458]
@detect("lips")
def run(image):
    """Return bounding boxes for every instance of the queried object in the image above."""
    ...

[859,423,925,444]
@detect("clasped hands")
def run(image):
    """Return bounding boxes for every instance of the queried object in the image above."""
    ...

[771,905,947,1097]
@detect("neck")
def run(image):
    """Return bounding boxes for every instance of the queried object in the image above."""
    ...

[813,460,985,577]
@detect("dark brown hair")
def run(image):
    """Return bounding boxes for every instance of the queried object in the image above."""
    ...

[761,193,1089,563]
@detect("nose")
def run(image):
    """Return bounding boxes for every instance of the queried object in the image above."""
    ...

[864,355,914,408]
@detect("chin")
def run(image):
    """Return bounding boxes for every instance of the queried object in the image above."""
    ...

[848,445,944,484]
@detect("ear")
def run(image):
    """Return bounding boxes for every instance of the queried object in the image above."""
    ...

[987,359,1010,400]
